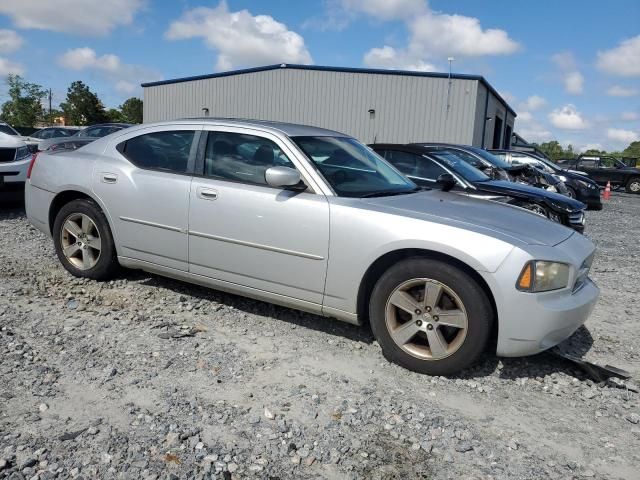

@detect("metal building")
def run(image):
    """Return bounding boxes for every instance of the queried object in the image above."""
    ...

[142,64,516,148]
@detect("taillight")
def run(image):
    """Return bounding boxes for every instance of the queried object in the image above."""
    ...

[26,152,39,179]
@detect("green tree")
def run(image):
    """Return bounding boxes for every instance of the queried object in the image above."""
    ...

[0,74,46,127]
[106,108,125,123]
[536,141,566,161]
[120,97,143,124]
[623,141,640,159]
[59,81,108,126]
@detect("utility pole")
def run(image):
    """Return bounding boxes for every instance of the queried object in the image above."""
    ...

[48,88,52,126]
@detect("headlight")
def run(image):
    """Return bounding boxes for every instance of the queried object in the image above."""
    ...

[516,261,570,292]
[546,185,558,193]
[576,179,597,190]
[558,175,568,182]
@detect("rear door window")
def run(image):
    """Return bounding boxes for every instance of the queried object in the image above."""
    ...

[117,130,196,174]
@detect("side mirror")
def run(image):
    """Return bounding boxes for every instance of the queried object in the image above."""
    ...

[265,166,306,190]
[436,173,456,192]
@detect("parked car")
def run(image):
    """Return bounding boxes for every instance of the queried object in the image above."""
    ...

[489,149,602,210]
[0,132,32,190]
[25,119,599,375]
[417,143,570,196]
[23,127,81,143]
[36,137,95,153]
[557,155,640,193]
[73,123,133,138]
[0,121,22,138]
[371,144,587,232]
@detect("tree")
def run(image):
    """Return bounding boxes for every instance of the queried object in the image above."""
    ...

[106,108,124,123]
[623,141,640,159]
[59,81,108,126]
[0,74,46,127]
[120,97,143,124]
[536,141,567,161]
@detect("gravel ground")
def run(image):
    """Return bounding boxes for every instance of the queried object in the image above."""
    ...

[0,190,638,480]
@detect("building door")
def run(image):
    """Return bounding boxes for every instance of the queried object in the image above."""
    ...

[492,116,503,149]
[504,124,512,149]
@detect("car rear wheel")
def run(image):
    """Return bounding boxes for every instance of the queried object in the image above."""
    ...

[369,258,493,375]
[53,199,119,280]
[626,177,640,194]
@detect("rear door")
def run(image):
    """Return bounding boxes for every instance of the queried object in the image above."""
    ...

[93,125,200,271]
[188,127,330,305]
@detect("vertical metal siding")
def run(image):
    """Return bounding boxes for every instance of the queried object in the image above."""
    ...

[144,69,486,144]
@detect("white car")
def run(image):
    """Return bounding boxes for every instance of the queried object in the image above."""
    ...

[0,132,32,189]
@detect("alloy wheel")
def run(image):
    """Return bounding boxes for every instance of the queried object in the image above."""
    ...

[60,213,102,270]
[526,204,548,217]
[384,278,468,361]
[630,181,640,193]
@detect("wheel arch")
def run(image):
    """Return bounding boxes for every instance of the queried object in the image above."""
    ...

[356,248,498,342]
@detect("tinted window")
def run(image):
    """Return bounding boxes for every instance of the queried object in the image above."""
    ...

[0,125,17,135]
[464,146,512,170]
[293,136,416,197]
[204,132,295,186]
[119,130,195,173]
[579,159,598,168]
[414,157,447,180]
[384,150,418,175]
[427,150,490,182]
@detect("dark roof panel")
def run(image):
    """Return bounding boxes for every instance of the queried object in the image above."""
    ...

[141,63,516,117]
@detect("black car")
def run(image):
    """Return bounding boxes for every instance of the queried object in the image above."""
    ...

[73,123,133,138]
[371,144,587,233]
[489,149,602,210]
[416,143,570,196]
[557,155,640,194]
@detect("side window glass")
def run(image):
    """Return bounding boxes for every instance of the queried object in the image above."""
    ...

[118,130,195,173]
[385,150,417,176]
[414,158,447,180]
[204,131,295,186]
[580,160,597,168]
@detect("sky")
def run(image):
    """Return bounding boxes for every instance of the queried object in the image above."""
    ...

[0,0,638,151]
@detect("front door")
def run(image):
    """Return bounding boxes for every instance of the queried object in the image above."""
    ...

[188,128,330,305]
[94,126,200,271]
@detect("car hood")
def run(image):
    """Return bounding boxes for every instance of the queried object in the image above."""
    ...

[0,132,27,147]
[473,180,585,212]
[361,190,575,247]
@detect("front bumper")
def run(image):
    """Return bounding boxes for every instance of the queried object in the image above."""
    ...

[481,233,600,357]
[576,188,602,210]
[0,156,30,183]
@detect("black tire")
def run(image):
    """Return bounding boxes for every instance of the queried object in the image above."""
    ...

[369,257,493,376]
[565,186,577,199]
[625,177,640,194]
[53,198,119,280]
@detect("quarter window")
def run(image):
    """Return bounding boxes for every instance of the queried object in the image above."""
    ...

[118,130,195,173]
[203,132,295,186]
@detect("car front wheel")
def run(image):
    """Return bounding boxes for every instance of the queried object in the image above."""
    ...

[626,177,640,194]
[53,198,119,280]
[369,258,493,375]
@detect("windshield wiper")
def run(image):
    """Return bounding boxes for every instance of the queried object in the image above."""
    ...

[359,187,424,198]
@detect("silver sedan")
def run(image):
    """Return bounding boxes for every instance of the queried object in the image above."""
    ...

[25,119,599,375]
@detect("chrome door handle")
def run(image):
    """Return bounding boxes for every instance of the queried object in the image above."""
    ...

[198,187,218,200]
[101,173,118,184]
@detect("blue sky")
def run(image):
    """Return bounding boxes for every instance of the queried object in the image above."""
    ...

[0,0,638,151]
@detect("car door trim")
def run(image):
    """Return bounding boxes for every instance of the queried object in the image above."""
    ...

[120,216,185,233]
[188,230,325,260]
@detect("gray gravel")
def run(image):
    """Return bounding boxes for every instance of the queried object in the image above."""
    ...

[0,190,639,479]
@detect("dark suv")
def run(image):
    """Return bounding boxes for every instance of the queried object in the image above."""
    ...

[557,155,640,194]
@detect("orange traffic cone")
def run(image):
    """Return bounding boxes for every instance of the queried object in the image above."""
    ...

[603,181,611,200]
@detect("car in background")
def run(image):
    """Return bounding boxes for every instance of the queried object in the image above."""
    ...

[0,121,22,138]
[73,123,133,138]
[36,137,95,153]
[557,155,640,194]
[371,143,587,233]
[416,143,570,196]
[0,132,32,190]
[24,126,81,142]
[489,149,602,210]
[24,118,599,376]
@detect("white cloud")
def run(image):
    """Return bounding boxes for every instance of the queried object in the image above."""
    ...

[166,1,312,71]
[520,95,546,111]
[597,35,640,77]
[517,111,534,122]
[341,0,426,20]
[621,111,639,122]
[551,52,583,95]
[0,0,144,36]
[518,127,553,143]
[0,56,23,75]
[0,29,22,54]
[606,85,639,97]
[58,47,161,94]
[607,128,638,144]
[577,143,603,153]
[548,105,588,130]
[564,71,584,94]
[363,45,435,71]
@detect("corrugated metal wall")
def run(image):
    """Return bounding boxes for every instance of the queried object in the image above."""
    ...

[143,68,481,145]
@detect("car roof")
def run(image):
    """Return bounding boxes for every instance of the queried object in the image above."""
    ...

[165,117,346,137]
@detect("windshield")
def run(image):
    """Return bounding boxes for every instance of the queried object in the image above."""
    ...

[426,150,490,182]
[0,125,18,136]
[464,146,513,170]
[292,136,417,197]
